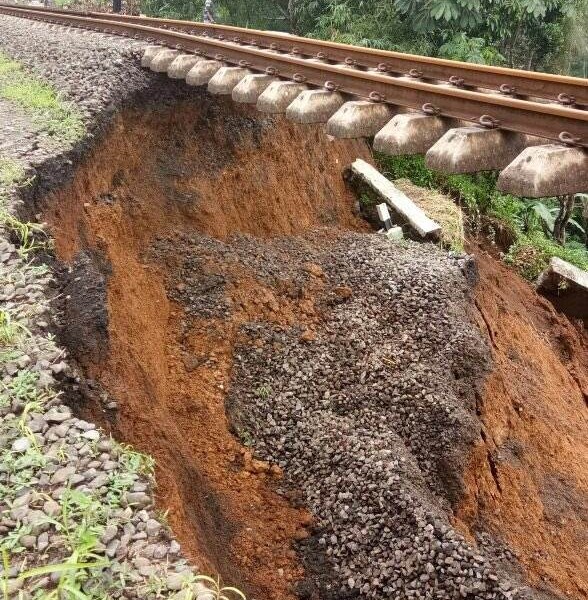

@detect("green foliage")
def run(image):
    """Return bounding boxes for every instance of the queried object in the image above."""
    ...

[376,153,588,280]
[0,52,84,142]
[0,158,25,188]
[506,232,588,280]
[438,32,504,64]
[149,0,587,74]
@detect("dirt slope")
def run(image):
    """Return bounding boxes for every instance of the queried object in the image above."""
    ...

[38,87,588,600]
[42,99,370,599]
[458,245,588,599]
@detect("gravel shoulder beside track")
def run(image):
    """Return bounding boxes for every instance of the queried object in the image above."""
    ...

[0,15,216,600]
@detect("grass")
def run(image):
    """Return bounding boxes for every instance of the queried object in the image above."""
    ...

[376,152,588,280]
[0,158,26,188]
[0,209,50,257]
[0,309,29,346]
[393,178,465,252]
[0,51,84,143]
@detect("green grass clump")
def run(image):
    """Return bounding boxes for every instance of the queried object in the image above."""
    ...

[506,233,588,280]
[0,158,26,188]
[375,152,588,280]
[0,52,84,142]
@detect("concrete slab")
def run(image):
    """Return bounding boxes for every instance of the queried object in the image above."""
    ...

[286,90,345,124]
[256,81,308,114]
[425,127,530,173]
[326,101,393,139]
[141,45,163,68]
[537,257,588,322]
[185,60,223,86]
[168,54,201,79]
[207,66,251,95]
[232,74,277,104]
[373,113,454,156]
[497,145,588,197]
[350,159,441,238]
[150,49,181,73]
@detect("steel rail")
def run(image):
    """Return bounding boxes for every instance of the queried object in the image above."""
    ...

[1,4,587,146]
[3,2,587,107]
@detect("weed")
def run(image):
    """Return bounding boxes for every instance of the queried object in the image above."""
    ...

[505,232,588,280]
[1,370,44,406]
[192,575,247,600]
[0,210,50,257]
[0,310,29,346]
[254,384,272,399]
[237,427,254,447]
[0,158,25,188]
[0,52,84,143]
[116,442,155,477]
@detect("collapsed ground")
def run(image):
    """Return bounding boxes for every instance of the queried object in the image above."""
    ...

[1,14,587,600]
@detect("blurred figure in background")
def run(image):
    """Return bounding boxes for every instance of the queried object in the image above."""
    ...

[203,0,215,23]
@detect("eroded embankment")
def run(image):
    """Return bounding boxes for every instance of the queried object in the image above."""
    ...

[42,97,370,599]
[458,245,588,599]
[38,92,587,600]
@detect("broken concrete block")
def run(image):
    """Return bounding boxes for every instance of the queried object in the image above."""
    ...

[374,113,454,156]
[256,81,308,114]
[232,74,277,104]
[149,49,180,73]
[326,101,393,139]
[185,60,223,86]
[497,145,588,197]
[286,90,345,124]
[168,54,201,79]
[207,66,251,95]
[350,159,441,239]
[537,257,588,322]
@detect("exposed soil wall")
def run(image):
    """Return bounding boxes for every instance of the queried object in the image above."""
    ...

[458,245,588,599]
[36,87,587,600]
[42,97,370,599]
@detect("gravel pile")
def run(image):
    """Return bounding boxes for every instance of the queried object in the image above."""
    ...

[208,231,528,599]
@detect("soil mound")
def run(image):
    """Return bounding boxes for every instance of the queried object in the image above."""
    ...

[458,245,588,599]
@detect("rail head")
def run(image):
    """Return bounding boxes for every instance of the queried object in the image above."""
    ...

[3,1,587,107]
[0,3,586,146]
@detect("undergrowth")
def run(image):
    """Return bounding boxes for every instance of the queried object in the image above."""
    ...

[0,52,84,142]
[0,158,25,188]
[376,152,588,280]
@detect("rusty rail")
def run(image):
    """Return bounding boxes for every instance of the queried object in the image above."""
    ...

[4,3,588,107]
[1,3,587,147]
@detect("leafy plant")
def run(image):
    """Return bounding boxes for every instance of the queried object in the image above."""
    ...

[0,309,29,345]
[0,210,49,257]
[439,32,504,64]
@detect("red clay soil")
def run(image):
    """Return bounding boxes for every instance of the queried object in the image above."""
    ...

[42,102,370,599]
[41,95,588,600]
[456,244,588,599]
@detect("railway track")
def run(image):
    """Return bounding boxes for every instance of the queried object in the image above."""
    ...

[1,3,587,196]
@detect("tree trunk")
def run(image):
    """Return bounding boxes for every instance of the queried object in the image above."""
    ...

[581,194,588,248]
[552,195,575,246]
